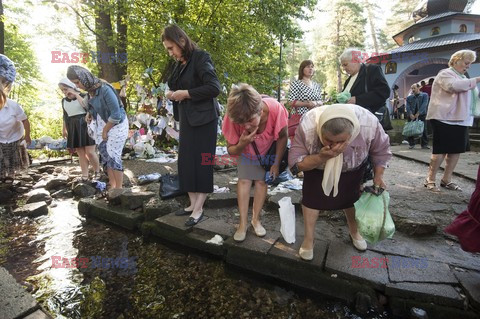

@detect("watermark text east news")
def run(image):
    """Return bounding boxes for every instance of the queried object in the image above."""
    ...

[351,256,428,269]
[51,51,127,64]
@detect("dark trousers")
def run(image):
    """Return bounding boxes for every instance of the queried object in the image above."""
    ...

[407,115,428,147]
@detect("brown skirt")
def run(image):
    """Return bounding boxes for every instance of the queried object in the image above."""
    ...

[302,160,367,211]
[0,139,29,178]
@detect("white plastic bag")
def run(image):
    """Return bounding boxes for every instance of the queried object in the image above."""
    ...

[278,196,296,244]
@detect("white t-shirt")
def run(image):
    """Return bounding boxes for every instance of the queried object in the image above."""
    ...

[0,99,27,143]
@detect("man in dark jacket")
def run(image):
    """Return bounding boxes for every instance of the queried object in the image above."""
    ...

[406,84,429,149]
[339,49,390,114]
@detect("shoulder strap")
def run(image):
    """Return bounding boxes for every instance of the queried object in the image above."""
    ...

[251,141,262,162]
[364,64,368,93]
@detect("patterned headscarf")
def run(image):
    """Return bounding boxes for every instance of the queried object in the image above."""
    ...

[0,54,16,83]
[66,65,100,90]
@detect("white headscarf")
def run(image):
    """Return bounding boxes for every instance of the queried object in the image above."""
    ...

[58,77,80,92]
[315,104,360,197]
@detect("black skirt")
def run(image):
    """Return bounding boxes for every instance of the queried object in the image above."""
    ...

[178,106,218,193]
[302,160,367,211]
[430,119,469,154]
[65,114,95,149]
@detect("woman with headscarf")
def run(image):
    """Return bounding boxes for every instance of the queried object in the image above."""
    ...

[424,49,480,192]
[58,78,100,181]
[67,65,128,189]
[0,54,31,184]
[289,104,391,260]
[0,54,30,184]
[162,24,221,227]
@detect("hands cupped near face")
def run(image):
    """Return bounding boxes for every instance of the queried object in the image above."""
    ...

[320,141,349,159]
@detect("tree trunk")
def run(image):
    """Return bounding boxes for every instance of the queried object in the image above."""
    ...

[95,0,118,82]
[336,18,342,92]
[116,0,127,79]
[0,0,4,54]
[364,0,379,53]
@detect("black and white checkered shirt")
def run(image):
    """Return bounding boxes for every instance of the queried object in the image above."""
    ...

[287,80,322,115]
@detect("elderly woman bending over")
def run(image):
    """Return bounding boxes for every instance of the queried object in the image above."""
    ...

[289,104,391,260]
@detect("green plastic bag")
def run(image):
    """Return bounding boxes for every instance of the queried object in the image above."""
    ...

[354,191,395,244]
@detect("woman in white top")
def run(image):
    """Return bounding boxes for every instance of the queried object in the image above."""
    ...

[0,54,30,184]
[58,78,100,181]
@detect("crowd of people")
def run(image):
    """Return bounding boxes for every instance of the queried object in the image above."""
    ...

[1,27,478,256]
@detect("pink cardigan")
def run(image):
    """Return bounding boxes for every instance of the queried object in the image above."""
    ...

[426,68,477,121]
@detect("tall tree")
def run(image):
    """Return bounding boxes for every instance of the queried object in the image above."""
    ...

[363,0,379,53]
[0,0,4,54]
[312,0,366,93]
[384,0,418,49]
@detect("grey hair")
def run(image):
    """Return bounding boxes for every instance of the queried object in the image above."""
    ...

[449,49,476,67]
[321,118,354,136]
[339,48,361,63]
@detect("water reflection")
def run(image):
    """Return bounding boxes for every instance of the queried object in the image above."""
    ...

[2,196,391,318]
[29,199,85,317]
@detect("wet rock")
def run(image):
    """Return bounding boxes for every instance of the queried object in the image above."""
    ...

[37,165,55,174]
[15,187,31,194]
[30,173,43,182]
[13,201,48,217]
[72,183,97,198]
[54,167,63,174]
[391,210,437,236]
[16,175,33,183]
[108,189,131,206]
[144,182,160,193]
[69,167,82,175]
[143,196,181,221]
[355,291,372,315]
[0,188,14,204]
[25,188,52,205]
[45,176,69,191]
[120,191,156,210]
[50,188,74,199]
[410,307,428,319]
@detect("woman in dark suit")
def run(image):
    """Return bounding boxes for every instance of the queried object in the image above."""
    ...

[339,48,390,114]
[162,24,221,226]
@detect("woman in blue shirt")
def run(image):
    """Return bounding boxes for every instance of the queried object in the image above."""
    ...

[67,65,128,189]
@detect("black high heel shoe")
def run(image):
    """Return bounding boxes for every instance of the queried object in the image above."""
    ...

[185,212,203,227]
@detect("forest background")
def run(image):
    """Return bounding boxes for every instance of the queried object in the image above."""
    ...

[1,0,479,142]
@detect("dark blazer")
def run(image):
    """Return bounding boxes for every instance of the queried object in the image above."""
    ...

[343,63,390,113]
[168,49,221,127]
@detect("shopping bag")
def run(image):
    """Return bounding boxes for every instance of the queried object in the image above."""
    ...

[402,120,424,137]
[354,190,395,244]
[278,196,296,244]
[159,174,186,199]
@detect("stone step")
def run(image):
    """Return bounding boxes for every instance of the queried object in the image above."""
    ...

[78,198,144,230]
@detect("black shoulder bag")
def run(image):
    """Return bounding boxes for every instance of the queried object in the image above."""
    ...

[251,141,288,173]
[364,67,393,131]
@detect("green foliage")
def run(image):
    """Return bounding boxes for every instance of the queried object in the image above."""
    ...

[4,22,41,111]
[312,0,366,93]
[123,0,316,99]
[385,0,418,48]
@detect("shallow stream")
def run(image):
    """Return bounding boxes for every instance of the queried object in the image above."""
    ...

[0,192,391,319]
